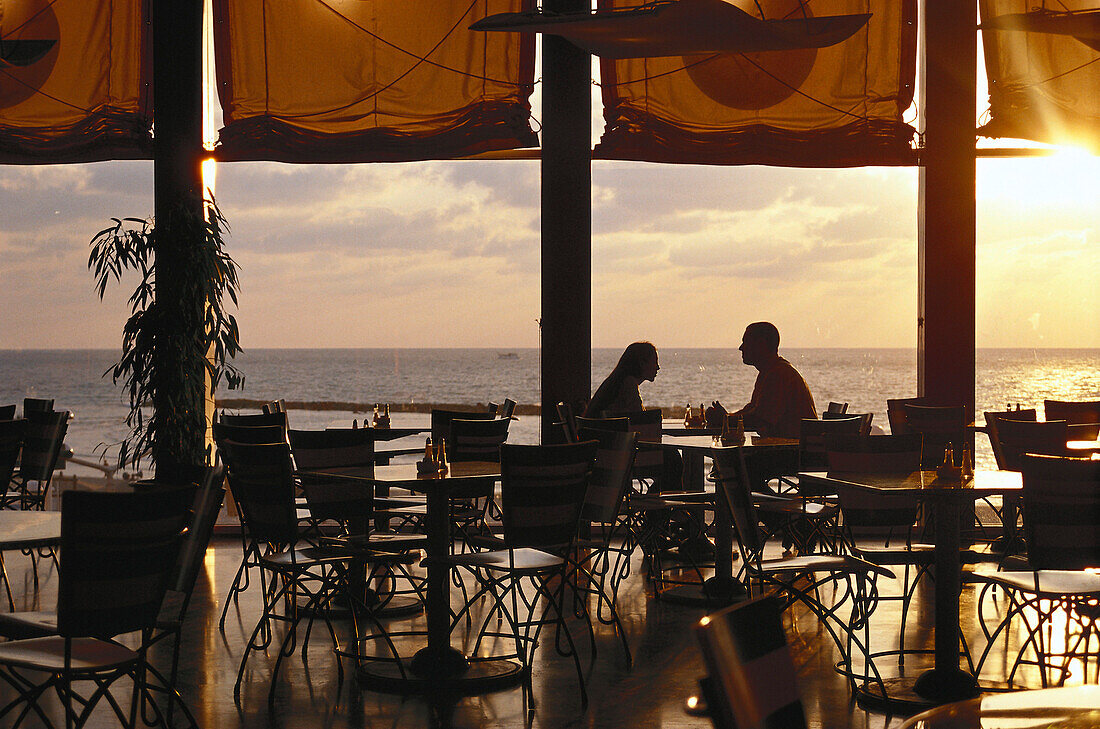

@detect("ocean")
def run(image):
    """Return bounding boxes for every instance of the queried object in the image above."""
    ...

[2,348,1098,472]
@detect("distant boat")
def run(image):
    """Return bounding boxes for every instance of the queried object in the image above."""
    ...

[498,352,520,360]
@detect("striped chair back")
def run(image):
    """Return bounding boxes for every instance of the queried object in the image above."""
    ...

[56,486,191,639]
[0,419,26,496]
[824,434,924,535]
[429,409,495,446]
[1020,454,1100,570]
[0,404,15,420]
[575,416,630,434]
[499,441,597,552]
[611,409,664,490]
[18,409,69,483]
[710,447,766,560]
[901,404,966,468]
[449,417,511,463]
[799,415,863,471]
[1044,399,1100,439]
[989,417,1068,471]
[577,428,637,525]
[213,421,287,447]
[500,398,518,420]
[217,411,288,429]
[696,594,807,729]
[886,396,926,435]
[288,428,375,529]
[983,408,1037,468]
[22,398,54,417]
[220,441,300,545]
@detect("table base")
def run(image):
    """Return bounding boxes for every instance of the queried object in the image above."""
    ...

[658,576,747,607]
[854,670,982,713]
[357,651,524,695]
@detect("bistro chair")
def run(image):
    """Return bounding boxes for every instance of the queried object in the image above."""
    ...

[824,433,942,670]
[973,454,1100,687]
[429,408,495,446]
[1044,399,1100,439]
[886,396,927,435]
[216,410,288,430]
[0,486,191,729]
[220,440,358,706]
[825,401,850,415]
[901,404,967,469]
[571,426,637,663]
[448,417,511,548]
[0,405,15,420]
[710,445,894,695]
[21,398,54,417]
[823,409,874,435]
[799,415,864,472]
[0,420,28,608]
[695,593,808,729]
[7,409,69,511]
[445,440,598,713]
[983,408,1038,471]
[574,415,630,434]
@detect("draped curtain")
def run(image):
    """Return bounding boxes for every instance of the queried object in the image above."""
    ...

[212,0,538,162]
[979,0,1100,151]
[0,0,151,164]
[593,0,917,167]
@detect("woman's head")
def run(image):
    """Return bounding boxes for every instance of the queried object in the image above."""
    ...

[616,341,659,382]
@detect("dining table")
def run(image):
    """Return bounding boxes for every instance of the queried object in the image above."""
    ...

[898,684,1100,728]
[640,432,799,606]
[347,459,526,693]
[798,468,1022,709]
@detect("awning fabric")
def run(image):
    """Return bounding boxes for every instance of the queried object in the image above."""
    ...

[979,0,1100,151]
[213,0,538,163]
[593,0,917,167]
[0,0,151,164]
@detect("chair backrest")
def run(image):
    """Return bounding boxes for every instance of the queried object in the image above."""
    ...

[18,409,69,482]
[1044,400,1100,439]
[799,415,863,471]
[0,419,26,494]
[500,398,518,419]
[825,401,849,415]
[170,467,226,594]
[823,410,874,436]
[886,396,926,435]
[611,409,664,482]
[577,427,637,525]
[220,440,300,545]
[217,411,288,429]
[902,404,966,468]
[212,421,287,447]
[1020,454,1100,570]
[499,441,597,551]
[556,401,579,443]
[1044,399,1100,425]
[0,404,15,420]
[287,428,375,529]
[449,417,511,463]
[56,486,192,639]
[575,415,630,433]
[711,447,766,559]
[262,399,287,415]
[695,594,807,729]
[988,416,1068,471]
[429,408,495,445]
[22,397,54,416]
[824,435,924,534]
[983,408,1037,468]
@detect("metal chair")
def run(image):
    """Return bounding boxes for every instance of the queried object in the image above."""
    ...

[0,486,191,729]
[445,441,598,713]
[695,593,808,729]
[7,409,68,511]
[974,454,1100,687]
[1044,399,1100,439]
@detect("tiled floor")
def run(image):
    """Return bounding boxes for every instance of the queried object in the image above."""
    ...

[0,532,1090,728]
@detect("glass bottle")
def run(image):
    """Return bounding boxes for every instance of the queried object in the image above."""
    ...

[436,438,448,471]
[684,404,692,428]
[424,436,434,464]
[734,415,745,445]
[961,444,973,478]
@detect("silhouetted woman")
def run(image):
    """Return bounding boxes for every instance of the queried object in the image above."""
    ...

[584,341,659,417]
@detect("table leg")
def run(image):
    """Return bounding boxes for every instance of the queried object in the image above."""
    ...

[913,496,981,703]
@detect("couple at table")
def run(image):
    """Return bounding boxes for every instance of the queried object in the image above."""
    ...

[587,322,817,441]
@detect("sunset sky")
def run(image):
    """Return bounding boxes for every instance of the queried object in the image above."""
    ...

[1,29,1098,353]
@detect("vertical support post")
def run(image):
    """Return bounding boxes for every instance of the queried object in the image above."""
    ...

[540,0,592,442]
[918,0,976,421]
[153,0,206,473]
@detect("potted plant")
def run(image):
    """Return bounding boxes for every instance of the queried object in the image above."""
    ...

[88,196,243,479]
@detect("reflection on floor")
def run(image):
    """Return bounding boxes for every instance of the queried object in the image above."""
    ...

[0,533,1091,728]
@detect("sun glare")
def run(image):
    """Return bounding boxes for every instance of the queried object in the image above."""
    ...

[978,147,1100,207]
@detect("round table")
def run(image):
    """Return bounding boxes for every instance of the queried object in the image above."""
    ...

[899,684,1100,728]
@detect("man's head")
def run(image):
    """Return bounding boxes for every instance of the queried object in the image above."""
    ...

[739,322,780,368]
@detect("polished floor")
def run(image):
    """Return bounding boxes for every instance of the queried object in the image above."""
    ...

[0,529,1090,729]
